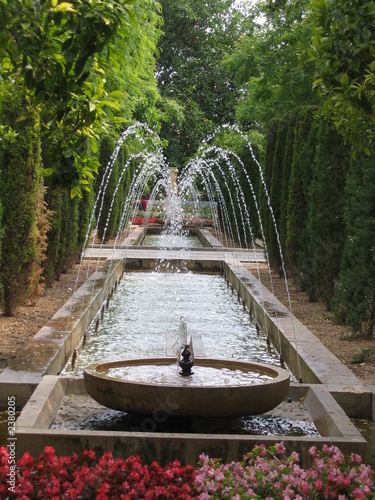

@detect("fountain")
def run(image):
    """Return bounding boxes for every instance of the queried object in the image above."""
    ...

[6,123,368,465]
[81,159,291,422]
[83,317,290,418]
[84,358,290,418]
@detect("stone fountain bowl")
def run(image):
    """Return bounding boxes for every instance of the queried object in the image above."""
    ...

[84,357,290,418]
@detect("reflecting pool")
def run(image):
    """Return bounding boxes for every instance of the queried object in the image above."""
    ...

[63,272,280,375]
[141,233,203,248]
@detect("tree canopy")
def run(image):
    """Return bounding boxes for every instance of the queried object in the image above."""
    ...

[155,0,243,167]
[224,0,319,130]
[308,0,375,154]
[0,0,163,196]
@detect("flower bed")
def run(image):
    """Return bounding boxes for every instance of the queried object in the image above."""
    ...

[1,443,373,499]
[130,217,158,225]
[196,443,374,499]
[130,217,213,227]
[182,218,213,227]
[0,446,196,499]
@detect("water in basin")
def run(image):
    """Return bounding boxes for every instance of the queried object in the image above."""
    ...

[101,364,273,386]
[142,233,203,248]
[63,272,280,375]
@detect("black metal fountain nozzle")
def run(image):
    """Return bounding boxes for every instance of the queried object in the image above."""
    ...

[179,344,194,376]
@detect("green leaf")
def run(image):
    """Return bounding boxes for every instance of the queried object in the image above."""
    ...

[70,186,82,199]
[312,34,322,48]
[331,10,345,24]
[340,73,349,88]
[368,1,375,14]
[74,56,87,77]
[40,168,54,177]
[54,3,77,13]
[100,100,120,110]
[313,77,323,86]
[91,138,98,154]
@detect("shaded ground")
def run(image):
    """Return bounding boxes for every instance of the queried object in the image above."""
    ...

[250,264,375,385]
[0,261,375,384]
[0,262,91,372]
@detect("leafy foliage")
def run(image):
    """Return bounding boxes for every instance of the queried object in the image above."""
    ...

[308,0,375,153]
[302,122,349,307]
[0,87,39,316]
[0,0,162,195]
[333,153,375,337]
[286,106,317,272]
[156,0,242,167]
[225,0,318,130]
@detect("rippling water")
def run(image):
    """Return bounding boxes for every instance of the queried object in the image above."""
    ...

[142,234,203,248]
[63,272,280,375]
[102,364,273,386]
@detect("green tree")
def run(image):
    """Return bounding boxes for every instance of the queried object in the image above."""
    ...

[77,183,95,251]
[286,106,317,272]
[43,187,64,285]
[43,185,80,283]
[0,0,162,195]
[225,0,318,130]
[96,136,121,242]
[0,88,39,316]
[308,0,375,153]
[156,0,241,167]
[333,153,375,337]
[260,118,279,250]
[279,107,301,252]
[301,123,349,306]
[267,112,291,270]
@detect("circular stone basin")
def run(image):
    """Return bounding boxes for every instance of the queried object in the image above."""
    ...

[84,358,290,418]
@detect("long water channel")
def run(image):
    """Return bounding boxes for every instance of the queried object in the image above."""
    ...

[63,271,279,376]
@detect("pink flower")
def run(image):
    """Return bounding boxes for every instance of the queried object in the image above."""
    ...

[198,493,211,500]
[276,442,286,455]
[315,478,323,491]
[309,446,317,457]
[214,469,225,482]
[351,487,365,499]
[350,453,362,465]
[291,451,300,463]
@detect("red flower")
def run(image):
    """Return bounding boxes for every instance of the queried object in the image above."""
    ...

[43,446,55,457]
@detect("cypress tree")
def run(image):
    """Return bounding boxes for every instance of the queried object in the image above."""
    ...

[286,106,316,273]
[77,183,95,251]
[301,123,349,306]
[240,143,262,243]
[268,112,291,270]
[333,153,375,337]
[0,88,39,316]
[279,107,301,254]
[260,118,279,250]
[0,198,2,280]
[29,180,51,299]
[43,187,63,285]
[43,186,80,282]
[96,136,121,242]
[58,193,79,273]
